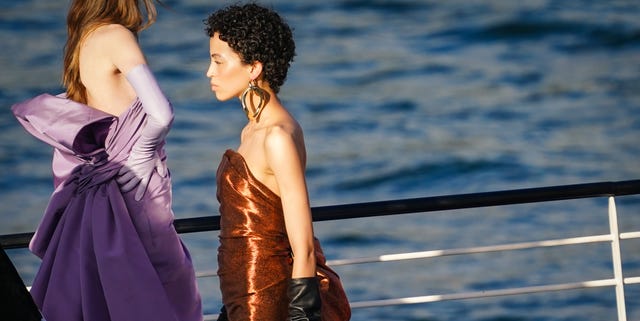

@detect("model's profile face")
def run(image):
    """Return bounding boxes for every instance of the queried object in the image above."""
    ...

[206,32,251,102]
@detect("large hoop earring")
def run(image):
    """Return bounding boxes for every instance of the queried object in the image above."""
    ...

[241,80,267,120]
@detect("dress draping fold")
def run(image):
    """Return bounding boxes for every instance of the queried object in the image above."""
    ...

[12,93,202,321]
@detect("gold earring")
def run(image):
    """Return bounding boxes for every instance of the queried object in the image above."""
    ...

[241,80,267,120]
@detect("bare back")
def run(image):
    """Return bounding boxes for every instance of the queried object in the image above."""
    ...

[78,24,147,116]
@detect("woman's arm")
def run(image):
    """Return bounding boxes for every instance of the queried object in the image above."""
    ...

[264,125,316,278]
[101,24,174,200]
[102,24,173,126]
[266,125,322,320]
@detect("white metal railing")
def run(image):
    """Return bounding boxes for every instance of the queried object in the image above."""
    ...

[326,197,637,320]
[609,197,628,321]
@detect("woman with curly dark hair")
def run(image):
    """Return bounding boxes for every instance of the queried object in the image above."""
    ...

[205,3,350,321]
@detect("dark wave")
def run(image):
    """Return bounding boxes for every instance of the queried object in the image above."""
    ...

[378,100,417,112]
[477,20,584,40]
[334,158,530,192]
[0,18,61,31]
[335,63,455,87]
[473,19,640,51]
[155,67,197,80]
[565,26,640,51]
[321,232,406,247]
[335,0,430,13]
[495,71,544,87]
[424,16,640,54]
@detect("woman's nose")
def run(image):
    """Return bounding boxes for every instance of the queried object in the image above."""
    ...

[206,64,215,78]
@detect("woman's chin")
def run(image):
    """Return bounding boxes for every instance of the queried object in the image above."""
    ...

[213,92,233,102]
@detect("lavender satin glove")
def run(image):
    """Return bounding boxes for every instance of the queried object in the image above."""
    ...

[116,64,174,201]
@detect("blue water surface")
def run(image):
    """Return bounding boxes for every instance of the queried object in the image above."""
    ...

[1,1,640,320]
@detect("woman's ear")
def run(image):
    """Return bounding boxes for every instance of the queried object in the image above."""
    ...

[249,61,263,81]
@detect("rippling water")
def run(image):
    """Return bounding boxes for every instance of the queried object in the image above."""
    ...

[1,1,640,320]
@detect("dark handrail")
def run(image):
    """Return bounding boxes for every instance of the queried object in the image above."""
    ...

[3,179,640,249]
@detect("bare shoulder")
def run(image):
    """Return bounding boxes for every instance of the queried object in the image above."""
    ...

[90,24,134,39]
[84,24,136,48]
[263,115,306,168]
[82,24,145,75]
[264,118,302,149]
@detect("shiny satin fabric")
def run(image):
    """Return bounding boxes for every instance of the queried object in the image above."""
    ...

[12,94,202,321]
[216,149,351,320]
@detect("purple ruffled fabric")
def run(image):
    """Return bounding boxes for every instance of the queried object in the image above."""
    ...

[12,93,202,321]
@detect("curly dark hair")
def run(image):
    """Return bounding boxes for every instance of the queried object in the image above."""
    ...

[205,3,296,94]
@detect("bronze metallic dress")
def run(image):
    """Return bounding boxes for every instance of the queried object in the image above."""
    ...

[216,149,351,321]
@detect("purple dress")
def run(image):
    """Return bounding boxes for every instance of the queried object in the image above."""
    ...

[12,93,202,321]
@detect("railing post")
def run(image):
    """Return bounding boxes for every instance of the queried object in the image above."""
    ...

[608,196,627,321]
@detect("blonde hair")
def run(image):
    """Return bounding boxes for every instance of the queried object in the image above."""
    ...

[63,0,158,103]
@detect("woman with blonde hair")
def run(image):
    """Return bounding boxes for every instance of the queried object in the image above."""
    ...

[11,0,202,320]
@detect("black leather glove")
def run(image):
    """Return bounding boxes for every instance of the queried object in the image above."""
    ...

[216,305,228,321]
[288,277,322,321]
